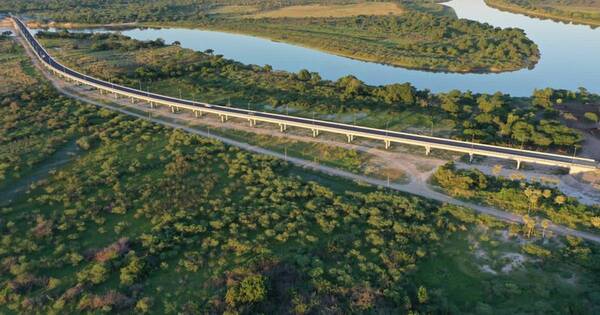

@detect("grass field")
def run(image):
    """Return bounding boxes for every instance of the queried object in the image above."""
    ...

[248,2,404,18]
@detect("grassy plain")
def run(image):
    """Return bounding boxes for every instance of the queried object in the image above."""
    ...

[248,2,404,18]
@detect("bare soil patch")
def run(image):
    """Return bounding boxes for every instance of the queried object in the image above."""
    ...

[249,2,404,18]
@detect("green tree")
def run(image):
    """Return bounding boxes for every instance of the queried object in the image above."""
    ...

[225,275,267,306]
[417,286,428,304]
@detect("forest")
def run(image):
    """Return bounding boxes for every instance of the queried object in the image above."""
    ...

[0,0,540,72]
[485,0,600,27]
[36,30,579,153]
[2,26,600,315]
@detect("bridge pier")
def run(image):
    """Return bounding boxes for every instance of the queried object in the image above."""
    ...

[279,123,287,132]
[469,152,474,163]
[248,119,256,127]
[312,129,319,137]
[347,134,354,143]
[220,115,228,122]
[131,97,135,104]
[516,159,522,170]
[149,102,154,109]
[384,140,391,150]
[569,165,591,175]
[194,110,201,118]
[425,146,431,156]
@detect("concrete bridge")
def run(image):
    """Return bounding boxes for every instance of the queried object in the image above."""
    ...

[12,16,598,174]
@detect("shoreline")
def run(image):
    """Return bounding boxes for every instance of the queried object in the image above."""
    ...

[484,0,600,28]
[27,20,540,75]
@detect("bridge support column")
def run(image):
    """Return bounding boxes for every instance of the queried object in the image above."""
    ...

[425,146,431,156]
[279,123,287,132]
[149,102,154,109]
[312,129,319,137]
[131,97,135,104]
[99,89,104,95]
[170,106,175,113]
[347,134,354,143]
[569,165,590,175]
[384,140,391,150]
[469,152,474,163]
[194,110,201,118]
[220,115,228,123]
[248,119,256,127]
[114,92,118,99]
[516,160,522,170]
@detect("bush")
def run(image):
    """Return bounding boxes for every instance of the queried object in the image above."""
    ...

[225,275,267,306]
[584,112,598,123]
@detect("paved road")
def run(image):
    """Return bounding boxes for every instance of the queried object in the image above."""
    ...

[12,16,598,170]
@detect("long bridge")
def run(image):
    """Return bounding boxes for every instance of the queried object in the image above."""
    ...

[11,16,598,174]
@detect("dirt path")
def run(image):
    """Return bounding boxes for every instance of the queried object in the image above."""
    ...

[13,28,600,244]
[0,141,79,206]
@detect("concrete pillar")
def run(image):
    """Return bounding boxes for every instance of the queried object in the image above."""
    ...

[131,97,135,104]
[312,129,319,137]
[220,115,228,123]
[469,152,474,163]
[114,92,118,99]
[347,134,354,143]
[569,166,589,175]
[99,89,104,95]
[149,102,154,109]
[248,119,255,127]
[425,146,431,156]
[194,110,199,118]
[516,160,521,170]
[279,123,286,132]
[385,140,391,150]
[170,106,175,113]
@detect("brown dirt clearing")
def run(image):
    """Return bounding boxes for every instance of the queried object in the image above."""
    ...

[248,2,404,18]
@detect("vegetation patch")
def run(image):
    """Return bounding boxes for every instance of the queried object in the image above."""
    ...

[197,13,540,73]
[1,18,600,314]
[485,0,600,27]
[433,162,600,232]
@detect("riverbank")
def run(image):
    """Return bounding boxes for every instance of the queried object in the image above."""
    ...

[484,0,600,27]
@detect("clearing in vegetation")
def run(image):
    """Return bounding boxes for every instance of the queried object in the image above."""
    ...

[248,2,404,18]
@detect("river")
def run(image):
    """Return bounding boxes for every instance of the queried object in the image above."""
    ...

[49,0,600,96]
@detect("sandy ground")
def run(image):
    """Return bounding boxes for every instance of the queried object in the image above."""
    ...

[12,25,600,244]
